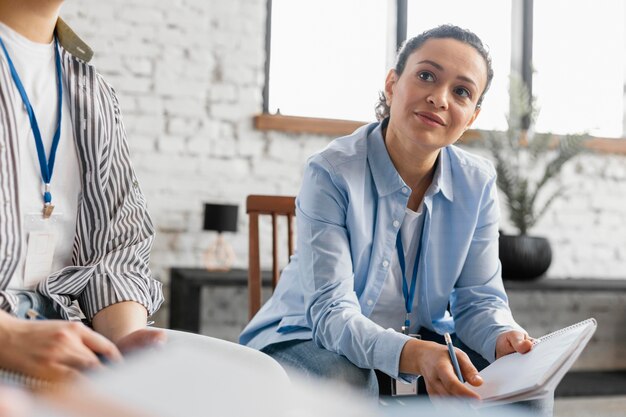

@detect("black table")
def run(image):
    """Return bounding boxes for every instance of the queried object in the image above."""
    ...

[169,267,271,333]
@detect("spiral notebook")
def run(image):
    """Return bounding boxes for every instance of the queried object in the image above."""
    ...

[0,368,54,390]
[467,318,597,405]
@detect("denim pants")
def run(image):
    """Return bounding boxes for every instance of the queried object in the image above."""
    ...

[261,329,554,416]
[8,290,63,320]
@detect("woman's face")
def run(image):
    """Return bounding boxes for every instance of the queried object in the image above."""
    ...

[385,37,488,152]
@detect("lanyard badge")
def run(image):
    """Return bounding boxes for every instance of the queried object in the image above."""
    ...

[391,224,426,397]
[0,35,63,219]
[395,217,426,335]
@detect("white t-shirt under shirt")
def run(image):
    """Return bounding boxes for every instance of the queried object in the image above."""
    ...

[0,22,80,289]
[369,205,426,334]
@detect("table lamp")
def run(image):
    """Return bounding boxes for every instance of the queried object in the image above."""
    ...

[203,203,238,271]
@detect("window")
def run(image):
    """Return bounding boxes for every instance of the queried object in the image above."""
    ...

[268,0,389,121]
[533,0,625,138]
[265,0,626,139]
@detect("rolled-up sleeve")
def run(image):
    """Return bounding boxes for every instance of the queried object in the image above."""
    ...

[77,83,163,320]
[0,291,18,314]
[298,155,411,377]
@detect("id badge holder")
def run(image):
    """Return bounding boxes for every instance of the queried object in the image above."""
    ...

[22,212,61,289]
[391,333,422,396]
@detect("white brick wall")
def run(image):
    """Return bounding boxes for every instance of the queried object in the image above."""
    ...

[61,0,626,326]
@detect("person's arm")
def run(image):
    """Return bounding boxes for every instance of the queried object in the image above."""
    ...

[449,171,526,362]
[91,301,166,353]
[91,301,147,344]
[74,77,163,341]
[0,310,122,382]
[296,155,412,378]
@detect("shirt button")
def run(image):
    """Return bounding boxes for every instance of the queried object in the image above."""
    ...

[367,299,373,306]
[402,187,409,194]
[393,220,400,228]
[382,260,389,268]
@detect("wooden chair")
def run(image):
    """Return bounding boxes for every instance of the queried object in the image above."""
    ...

[246,194,296,320]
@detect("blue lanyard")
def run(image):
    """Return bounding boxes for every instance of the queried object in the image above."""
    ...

[396,215,426,335]
[0,35,63,216]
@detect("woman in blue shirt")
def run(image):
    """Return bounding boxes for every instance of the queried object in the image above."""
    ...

[241,25,545,406]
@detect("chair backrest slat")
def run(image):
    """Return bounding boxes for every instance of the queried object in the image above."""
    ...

[246,195,296,320]
[271,213,279,288]
[287,213,294,261]
[247,211,261,319]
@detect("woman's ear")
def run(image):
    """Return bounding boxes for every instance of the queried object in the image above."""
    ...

[384,69,397,106]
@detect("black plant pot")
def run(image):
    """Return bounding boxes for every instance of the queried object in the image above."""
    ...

[499,234,552,281]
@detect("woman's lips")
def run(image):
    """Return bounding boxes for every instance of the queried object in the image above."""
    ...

[415,111,446,127]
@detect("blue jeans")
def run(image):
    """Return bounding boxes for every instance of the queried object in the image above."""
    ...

[9,290,63,320]
[261,330,554,416]
[261,339,379,397]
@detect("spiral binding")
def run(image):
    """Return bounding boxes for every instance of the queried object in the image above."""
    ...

[535,318,597,344]
[0,368,53,390]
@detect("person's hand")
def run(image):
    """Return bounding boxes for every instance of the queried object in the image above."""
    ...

[399,339,482,399]
[115,328,167,355]
[495,330,534,359]
[0,313,122,382]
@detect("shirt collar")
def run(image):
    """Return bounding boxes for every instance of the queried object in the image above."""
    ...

[428,148,454,202]
[367,119,405,197]
[56,18,93,62]
[367,118,454,202]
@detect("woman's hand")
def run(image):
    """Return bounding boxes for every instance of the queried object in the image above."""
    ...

[495,330,533,359]
[115,328,166,355]
[399,338,482,399]
[0,311,122,382]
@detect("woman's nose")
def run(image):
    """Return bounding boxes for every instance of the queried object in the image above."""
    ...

[427,90,448,110]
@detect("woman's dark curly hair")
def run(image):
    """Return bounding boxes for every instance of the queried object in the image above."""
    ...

[375,24,494,121]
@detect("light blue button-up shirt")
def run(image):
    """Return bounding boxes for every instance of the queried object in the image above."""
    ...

[240,120,522,379]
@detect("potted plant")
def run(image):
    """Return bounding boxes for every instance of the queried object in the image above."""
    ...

[481,75,585,280]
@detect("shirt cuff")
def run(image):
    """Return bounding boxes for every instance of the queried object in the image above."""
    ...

[372,328,414,379]
[78,272,164,321]
[0,291,18,315]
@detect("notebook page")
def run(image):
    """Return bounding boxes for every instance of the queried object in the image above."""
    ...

[468,318,596,401]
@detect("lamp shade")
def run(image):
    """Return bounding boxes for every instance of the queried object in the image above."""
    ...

[203,203,238,233]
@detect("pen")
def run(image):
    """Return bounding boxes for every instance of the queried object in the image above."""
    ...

[26,309,46,320]
[444,332,464,383]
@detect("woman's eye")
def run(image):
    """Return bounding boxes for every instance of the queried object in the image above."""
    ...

[454,87,471,98]
[418,71,435,82]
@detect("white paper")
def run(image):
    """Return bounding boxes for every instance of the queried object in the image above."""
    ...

[468,318,597,406]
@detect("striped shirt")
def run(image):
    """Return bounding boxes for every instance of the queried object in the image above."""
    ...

[0,19,163,320]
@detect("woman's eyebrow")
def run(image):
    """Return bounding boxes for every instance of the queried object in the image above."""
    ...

[416,59,478,88]
[417,59,444,71]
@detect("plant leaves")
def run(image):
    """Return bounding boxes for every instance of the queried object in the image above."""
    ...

[480,74,586,235]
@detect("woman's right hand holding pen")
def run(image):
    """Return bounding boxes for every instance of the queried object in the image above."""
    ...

[399,338,482,398]
[0,310,122,382]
